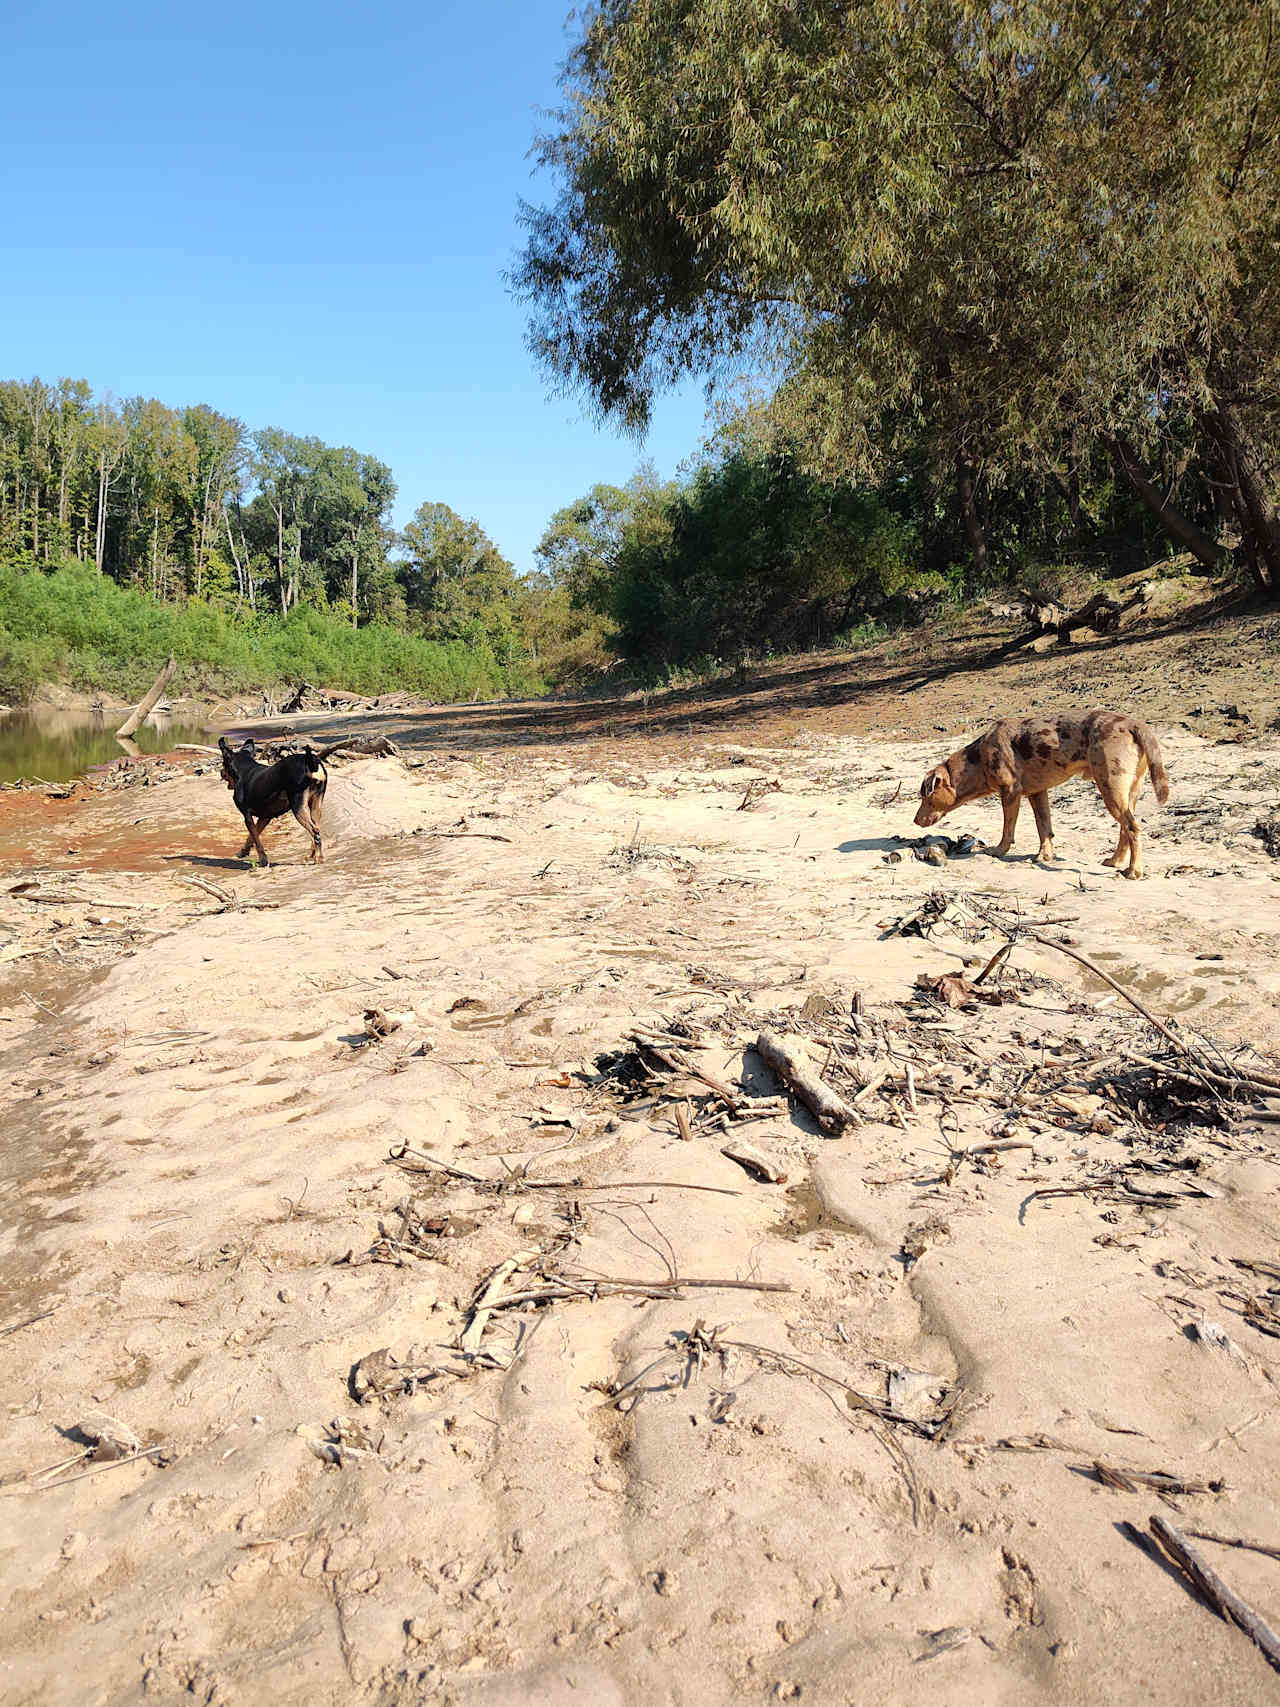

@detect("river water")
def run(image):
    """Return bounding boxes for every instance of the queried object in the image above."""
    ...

[0,709,214,785]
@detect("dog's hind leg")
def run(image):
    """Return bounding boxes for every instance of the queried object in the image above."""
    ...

[292,799,323,863]
[989,790,1022,857]
[1028,791,1055,863]
[1097,777,1143,879]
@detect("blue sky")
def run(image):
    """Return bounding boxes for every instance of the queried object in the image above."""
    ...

[2,0,713,574]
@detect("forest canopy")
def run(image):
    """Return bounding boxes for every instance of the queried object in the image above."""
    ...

[514,0,1280,597]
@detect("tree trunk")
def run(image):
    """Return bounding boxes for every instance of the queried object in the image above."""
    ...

[956,458,989,581]
[1099,430,1226,571]
[276,501,288,615]
[95,451,107,574]
[1047,437,1082,538]
[1203,403,1280,594]
[117,653,177,738]
[225,510,247,604]
[351,543,359,629]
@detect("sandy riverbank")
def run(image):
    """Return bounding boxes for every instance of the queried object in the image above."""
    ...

[1,620,1279,1705]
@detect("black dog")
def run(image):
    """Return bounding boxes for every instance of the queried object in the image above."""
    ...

[218,736,328,866]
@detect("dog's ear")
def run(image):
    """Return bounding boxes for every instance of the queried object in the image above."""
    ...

[241,737,255,757]
[218,735,231,753]
[922,768,944,797]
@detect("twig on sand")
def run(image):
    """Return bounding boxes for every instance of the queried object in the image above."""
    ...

[178,875,233,905]
[971,907,1280,1104]
[4,1445,165,1496]
[1185,1528,1280,1564]
[631,1032,742,1112]
[1147,1513,1280,1672]
[385,1144,742,1196]
[984,917,1218,1074]
[459,1259,791,1356]
[1083,1462,1224,1504]
[460,1254,535,1354]
[0,1309,55,1339]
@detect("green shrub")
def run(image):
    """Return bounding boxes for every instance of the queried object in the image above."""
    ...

[0,559,544,703]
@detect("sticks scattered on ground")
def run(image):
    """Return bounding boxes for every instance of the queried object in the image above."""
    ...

[456,1256,792,1358]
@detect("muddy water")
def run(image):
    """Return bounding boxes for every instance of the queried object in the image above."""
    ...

[0,709,213,785]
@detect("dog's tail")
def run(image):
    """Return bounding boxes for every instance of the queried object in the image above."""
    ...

[1135,721,1170,804]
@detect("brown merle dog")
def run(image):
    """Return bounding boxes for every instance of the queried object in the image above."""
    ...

[914,709,1170,878]
[218,736,328,866]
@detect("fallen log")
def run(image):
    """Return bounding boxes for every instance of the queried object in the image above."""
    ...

[116,654,177,739]
[755,1029,858,1135]
[982,590,1145,666]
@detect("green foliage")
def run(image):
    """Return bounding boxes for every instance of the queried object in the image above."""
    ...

[400,501,518,637]
[0,559,543,703]
[556,448,927,668]
[516,0,1280,591]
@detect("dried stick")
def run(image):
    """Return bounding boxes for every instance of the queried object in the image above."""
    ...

[564,1273,790,1294]
[179,875,233,905]
[386,1145,742,1196]
[6,1446,165,1495]
[1185,1528,1280,1565]
[1148,1514,1280,1672]
[1124,1051,1280,1100]
[755,1029,858,1135]
[488,1273,791,1311]
[632,1034,741,1112]
[1017,931,1234,1092]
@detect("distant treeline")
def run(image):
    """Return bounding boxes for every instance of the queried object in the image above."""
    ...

[0,365,1250,704]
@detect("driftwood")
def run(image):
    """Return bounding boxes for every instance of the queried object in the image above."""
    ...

[459,1253,534,1353]
[1147,1514,1280,1672]
[116,654,177,738]
[981,590,1145,667]
[720,1138,787,1183]
[755,1029,858,1135]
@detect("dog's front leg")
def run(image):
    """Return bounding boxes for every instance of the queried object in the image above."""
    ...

[989,789,1021,857]
[1028,791,1055,862]
[241,814,270,867]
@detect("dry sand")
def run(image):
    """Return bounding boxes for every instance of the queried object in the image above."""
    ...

[1,639,1279,1705]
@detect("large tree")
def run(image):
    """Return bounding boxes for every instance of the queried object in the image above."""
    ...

[398,502,523,654]
[515,0,1280,589]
